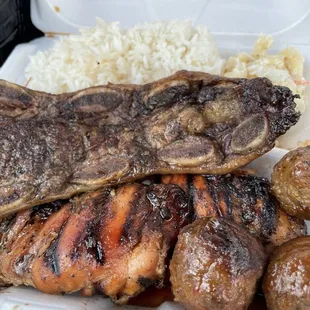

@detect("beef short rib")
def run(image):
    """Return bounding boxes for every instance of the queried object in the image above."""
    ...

[0,70,300,217]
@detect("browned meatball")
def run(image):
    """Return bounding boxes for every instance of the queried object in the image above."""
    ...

[263,236,310,310]
[271,146,310,220]
[170,217,266,310]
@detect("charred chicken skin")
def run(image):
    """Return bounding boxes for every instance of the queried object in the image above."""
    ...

[272,146,310,220]
[0,71,300,217]
[0,183,189,304]
[263,236,310,310]
[162,173,306,250]
[170,217,267,310]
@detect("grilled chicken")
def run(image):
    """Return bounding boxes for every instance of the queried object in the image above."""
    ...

[272,146,310,220]
[162,173,307,250]
[0,70,300,217]
[0,172,305,303]
[0,183,189,304]
[170,217,266,310]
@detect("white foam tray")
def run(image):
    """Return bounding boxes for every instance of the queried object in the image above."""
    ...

[1,0,310,309]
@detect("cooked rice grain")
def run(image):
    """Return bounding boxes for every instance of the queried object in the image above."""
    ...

[25,19,224,94]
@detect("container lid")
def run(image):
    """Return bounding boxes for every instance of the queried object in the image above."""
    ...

[31,0,310,47]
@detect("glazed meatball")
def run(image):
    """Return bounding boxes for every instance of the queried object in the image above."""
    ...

[170,217,266,310]
[263,236,310,310]
[271,146,310,220]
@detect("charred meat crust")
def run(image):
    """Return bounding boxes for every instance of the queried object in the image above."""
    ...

[0,71,300,217]
[162,174,307,250]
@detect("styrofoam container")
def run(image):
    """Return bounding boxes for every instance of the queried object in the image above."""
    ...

[0,0,310,309]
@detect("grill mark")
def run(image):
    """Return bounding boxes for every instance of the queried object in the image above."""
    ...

[226,176,246,225]
[96,194,114,258]
[259,183,277,239]
[227,174,278,240]
[83,192,111,265]
[95,240,104,264]
[44,223,66,276]
[187,175,195,219]
[120,186,147,245]
[99,185,137,257]
[120,215,135,245]
[237,176,258,226]
[56,201,91,263]
[84,227,105,265]
[71,199,105,261]
[29,200,65,224]
[205,175,220,217]
[241,177,262,222]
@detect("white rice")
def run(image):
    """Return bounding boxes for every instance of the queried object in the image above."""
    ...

[25,19,306,114]
[25,19,224,94]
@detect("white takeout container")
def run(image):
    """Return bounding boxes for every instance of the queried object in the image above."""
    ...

[1,1,310,309]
